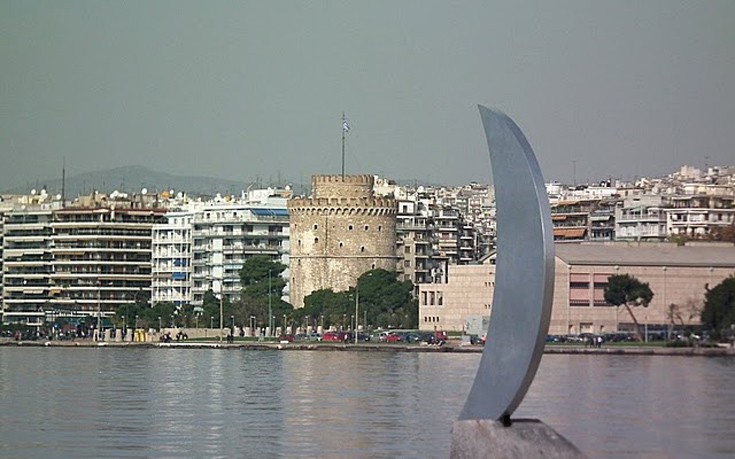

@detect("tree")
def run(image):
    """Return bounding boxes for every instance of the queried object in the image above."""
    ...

[299,269,417,330]
[237,255,293,331]
[604,274,654,339]
[701,276,735,339]
[355,269,416,328]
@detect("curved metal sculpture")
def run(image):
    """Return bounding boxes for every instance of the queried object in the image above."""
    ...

[458,106,555,422]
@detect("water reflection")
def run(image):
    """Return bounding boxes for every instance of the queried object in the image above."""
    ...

[0,348,733,458]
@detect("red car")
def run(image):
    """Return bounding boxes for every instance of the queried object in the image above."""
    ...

[386,333,403,343]
[322,331,343,342]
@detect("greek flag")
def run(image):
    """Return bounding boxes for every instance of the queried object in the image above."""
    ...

[343,120,350,132]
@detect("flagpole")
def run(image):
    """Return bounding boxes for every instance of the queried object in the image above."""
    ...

[341,112,346,178]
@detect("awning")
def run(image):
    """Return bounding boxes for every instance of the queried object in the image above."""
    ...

[554,228,587,239]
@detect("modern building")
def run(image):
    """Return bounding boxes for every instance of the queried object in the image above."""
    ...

[1,206,55,326]
[151,210,194,306]
[288,175,397,308]
[395,198,434,285]
[666,195,735,238]
[189,201,290,305]
[1,192,165,326]
[418,242,735,336]
[48,204,165,322]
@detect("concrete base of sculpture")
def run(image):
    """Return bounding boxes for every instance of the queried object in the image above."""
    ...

[450,419,587,459]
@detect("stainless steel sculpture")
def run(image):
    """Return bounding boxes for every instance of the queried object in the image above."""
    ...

[458,106,555,422]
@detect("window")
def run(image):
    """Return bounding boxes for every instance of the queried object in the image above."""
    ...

[360,246,365,253]
[313,224,318,230]
[314,237,319,244]
[404,246,411,254]
[364,225,369,231]
[570,299,589,307]
[404,259,410,267]
[348,224,353,230]
[339,242,344,248]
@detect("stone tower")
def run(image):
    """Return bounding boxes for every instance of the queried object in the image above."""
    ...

[288,175,397,308]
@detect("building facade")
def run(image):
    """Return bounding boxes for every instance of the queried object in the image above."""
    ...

[418,243,735,336]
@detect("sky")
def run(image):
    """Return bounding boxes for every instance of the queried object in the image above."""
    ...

[2,1,734,191]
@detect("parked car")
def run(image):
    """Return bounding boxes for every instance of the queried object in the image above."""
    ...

[278,334,295,343]
[322,331,351,342]
[386,333,403,343]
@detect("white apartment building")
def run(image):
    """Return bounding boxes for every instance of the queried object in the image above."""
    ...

[180,191,291,306]
[615,195,668,241]
[666,195,735,238]
[151,210,193,306]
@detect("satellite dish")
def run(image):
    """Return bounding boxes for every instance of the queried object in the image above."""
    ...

[31,189,37,195]
[141,188,148,195]
[55,194,62,200]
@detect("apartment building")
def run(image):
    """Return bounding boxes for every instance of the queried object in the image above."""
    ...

[395,199,434,285]
[47,203,165,323]
[190,202,290,305]
[552,199,618,242]
[615,195,668,241]
[666,195,735,238]
[1,206,55,326]
[151,210,193,306]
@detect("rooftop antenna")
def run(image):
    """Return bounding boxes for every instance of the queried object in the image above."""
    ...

[341,112,350,178]
[61,158,66,207]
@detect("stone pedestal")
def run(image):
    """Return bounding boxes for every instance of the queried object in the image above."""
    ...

[450,419,587,459]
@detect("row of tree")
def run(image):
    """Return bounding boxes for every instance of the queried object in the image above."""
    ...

[109,256,735,339]
[113,255,418,331]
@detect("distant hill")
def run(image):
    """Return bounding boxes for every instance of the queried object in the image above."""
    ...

[2,165,253,198]
[2,165,452,198]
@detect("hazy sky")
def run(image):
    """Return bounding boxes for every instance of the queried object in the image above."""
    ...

[2,1,733,190]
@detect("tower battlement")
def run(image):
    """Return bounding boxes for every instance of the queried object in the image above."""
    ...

[310,175,375,199]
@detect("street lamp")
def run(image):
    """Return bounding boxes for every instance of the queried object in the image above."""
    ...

[354,286,359,344]
[268,270,273,337]
[96,280,102,341]
[231,315,235,333]
[283,314,286,333]
[250,315,256,337]
[210,316,214,329]
[219,289,224,343]
[158,316,162,330]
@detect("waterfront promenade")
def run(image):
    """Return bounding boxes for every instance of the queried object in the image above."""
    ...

[3,338,734,356]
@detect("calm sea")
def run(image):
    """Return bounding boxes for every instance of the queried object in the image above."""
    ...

[1,347,734,458]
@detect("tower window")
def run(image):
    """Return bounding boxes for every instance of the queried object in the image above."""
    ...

[314,237,319,244]
[348,224,353,231]
[364,225,369,231]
